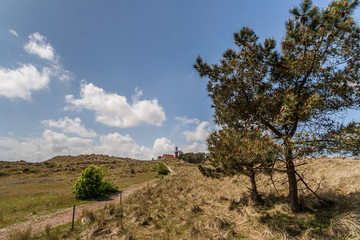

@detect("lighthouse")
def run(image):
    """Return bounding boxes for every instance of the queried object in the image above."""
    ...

[174,146,179,158]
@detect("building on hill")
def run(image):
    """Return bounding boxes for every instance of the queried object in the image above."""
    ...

[160,147,179,160]
[161,154,175,160]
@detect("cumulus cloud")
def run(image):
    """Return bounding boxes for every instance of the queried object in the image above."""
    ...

[0,64,50,99]
[24,32,55,61]
[95,133,152,159]
[0,130,176,162]
[23,32,71,81]
[181,142,208,153]
[42,117,97,138]
[0,32,73,100]
[9,29,19,37]
[65,81,166,128]
[183,121,210,142]
[152,137,176,157]
[0,130,95,162]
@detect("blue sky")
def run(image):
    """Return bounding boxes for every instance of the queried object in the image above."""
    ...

[0,0,359,161]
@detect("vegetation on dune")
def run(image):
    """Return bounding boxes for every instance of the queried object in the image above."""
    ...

[0,154,159,228]
[194,0,360,212]
[24,158,360,240]
[201,128,280,205]
[179,152,207,164]
[4,1,360,239]
[156,162,170,176]
[73,165,118,200]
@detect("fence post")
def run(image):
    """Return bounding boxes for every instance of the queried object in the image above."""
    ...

[71,205,75,230]
[119,190,123,205]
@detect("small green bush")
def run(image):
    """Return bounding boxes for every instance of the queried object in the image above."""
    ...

[73,165,118,200]
[157,162,170,175]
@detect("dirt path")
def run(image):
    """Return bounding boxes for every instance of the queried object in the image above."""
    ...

[163,162,174,174]
[0,179,158,240]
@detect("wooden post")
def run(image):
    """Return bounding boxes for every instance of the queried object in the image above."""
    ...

[71,205,75,230]
[119,190,123,205]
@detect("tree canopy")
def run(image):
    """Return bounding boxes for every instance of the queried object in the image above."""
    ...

[203,128,279,204]
[195,0,360,212]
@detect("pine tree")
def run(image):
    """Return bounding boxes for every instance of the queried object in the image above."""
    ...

[194,0,360,212]
[201,128,279,204]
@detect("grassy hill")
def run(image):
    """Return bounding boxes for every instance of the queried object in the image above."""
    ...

[0,154,160,228]
[14,156,359,240]
[4,156,360,239]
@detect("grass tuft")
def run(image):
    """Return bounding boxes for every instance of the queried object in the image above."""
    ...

[81,208,96,223]
[9,227,32,240]
[43,224,60,240]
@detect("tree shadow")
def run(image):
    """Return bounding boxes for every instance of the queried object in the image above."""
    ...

[256,191,360,238]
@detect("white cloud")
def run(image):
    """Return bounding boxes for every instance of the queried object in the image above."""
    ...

[9,29,19,37]
[0,64,50,100]
[41,130,94,155]
[24,32,55,61]
[152,137,176,157]
[23,32,72,81]
[175,116,200,125]
[95,135,176,160]
[0,130,177,162]
[94,135,175,160]
[132,87,143,102]
[42,117,97,138]
[183,121,210,142]
[65,81,166,128]
[0,32,73,100]
[171,116,201,136]
[181,142,208,153]
[95,133,151,159]
[0,130,95,162]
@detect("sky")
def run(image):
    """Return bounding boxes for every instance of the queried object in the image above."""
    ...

[0,0,359,162]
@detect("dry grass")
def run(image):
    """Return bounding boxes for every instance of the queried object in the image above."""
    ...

[8,157,360,239]
[0,154,160,228]
[9,227,32,240]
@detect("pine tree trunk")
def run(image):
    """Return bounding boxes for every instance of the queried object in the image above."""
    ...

[248,168,264,205]
[285,144,301,212]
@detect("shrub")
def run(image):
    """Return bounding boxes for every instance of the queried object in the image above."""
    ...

[73,165,118,200]
[157,162,170,175]
[179,152,207,164]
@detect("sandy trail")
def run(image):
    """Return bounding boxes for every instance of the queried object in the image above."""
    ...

[0,179,158,240]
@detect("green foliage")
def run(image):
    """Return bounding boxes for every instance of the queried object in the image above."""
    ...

[179,152,207,164]
[198,165,223,179]
[157,162,170,175]
[194,0,360,212]
[73,165,118,200]
[206,128,279,177]
[317,121,360,155]
[204,128,279,204]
